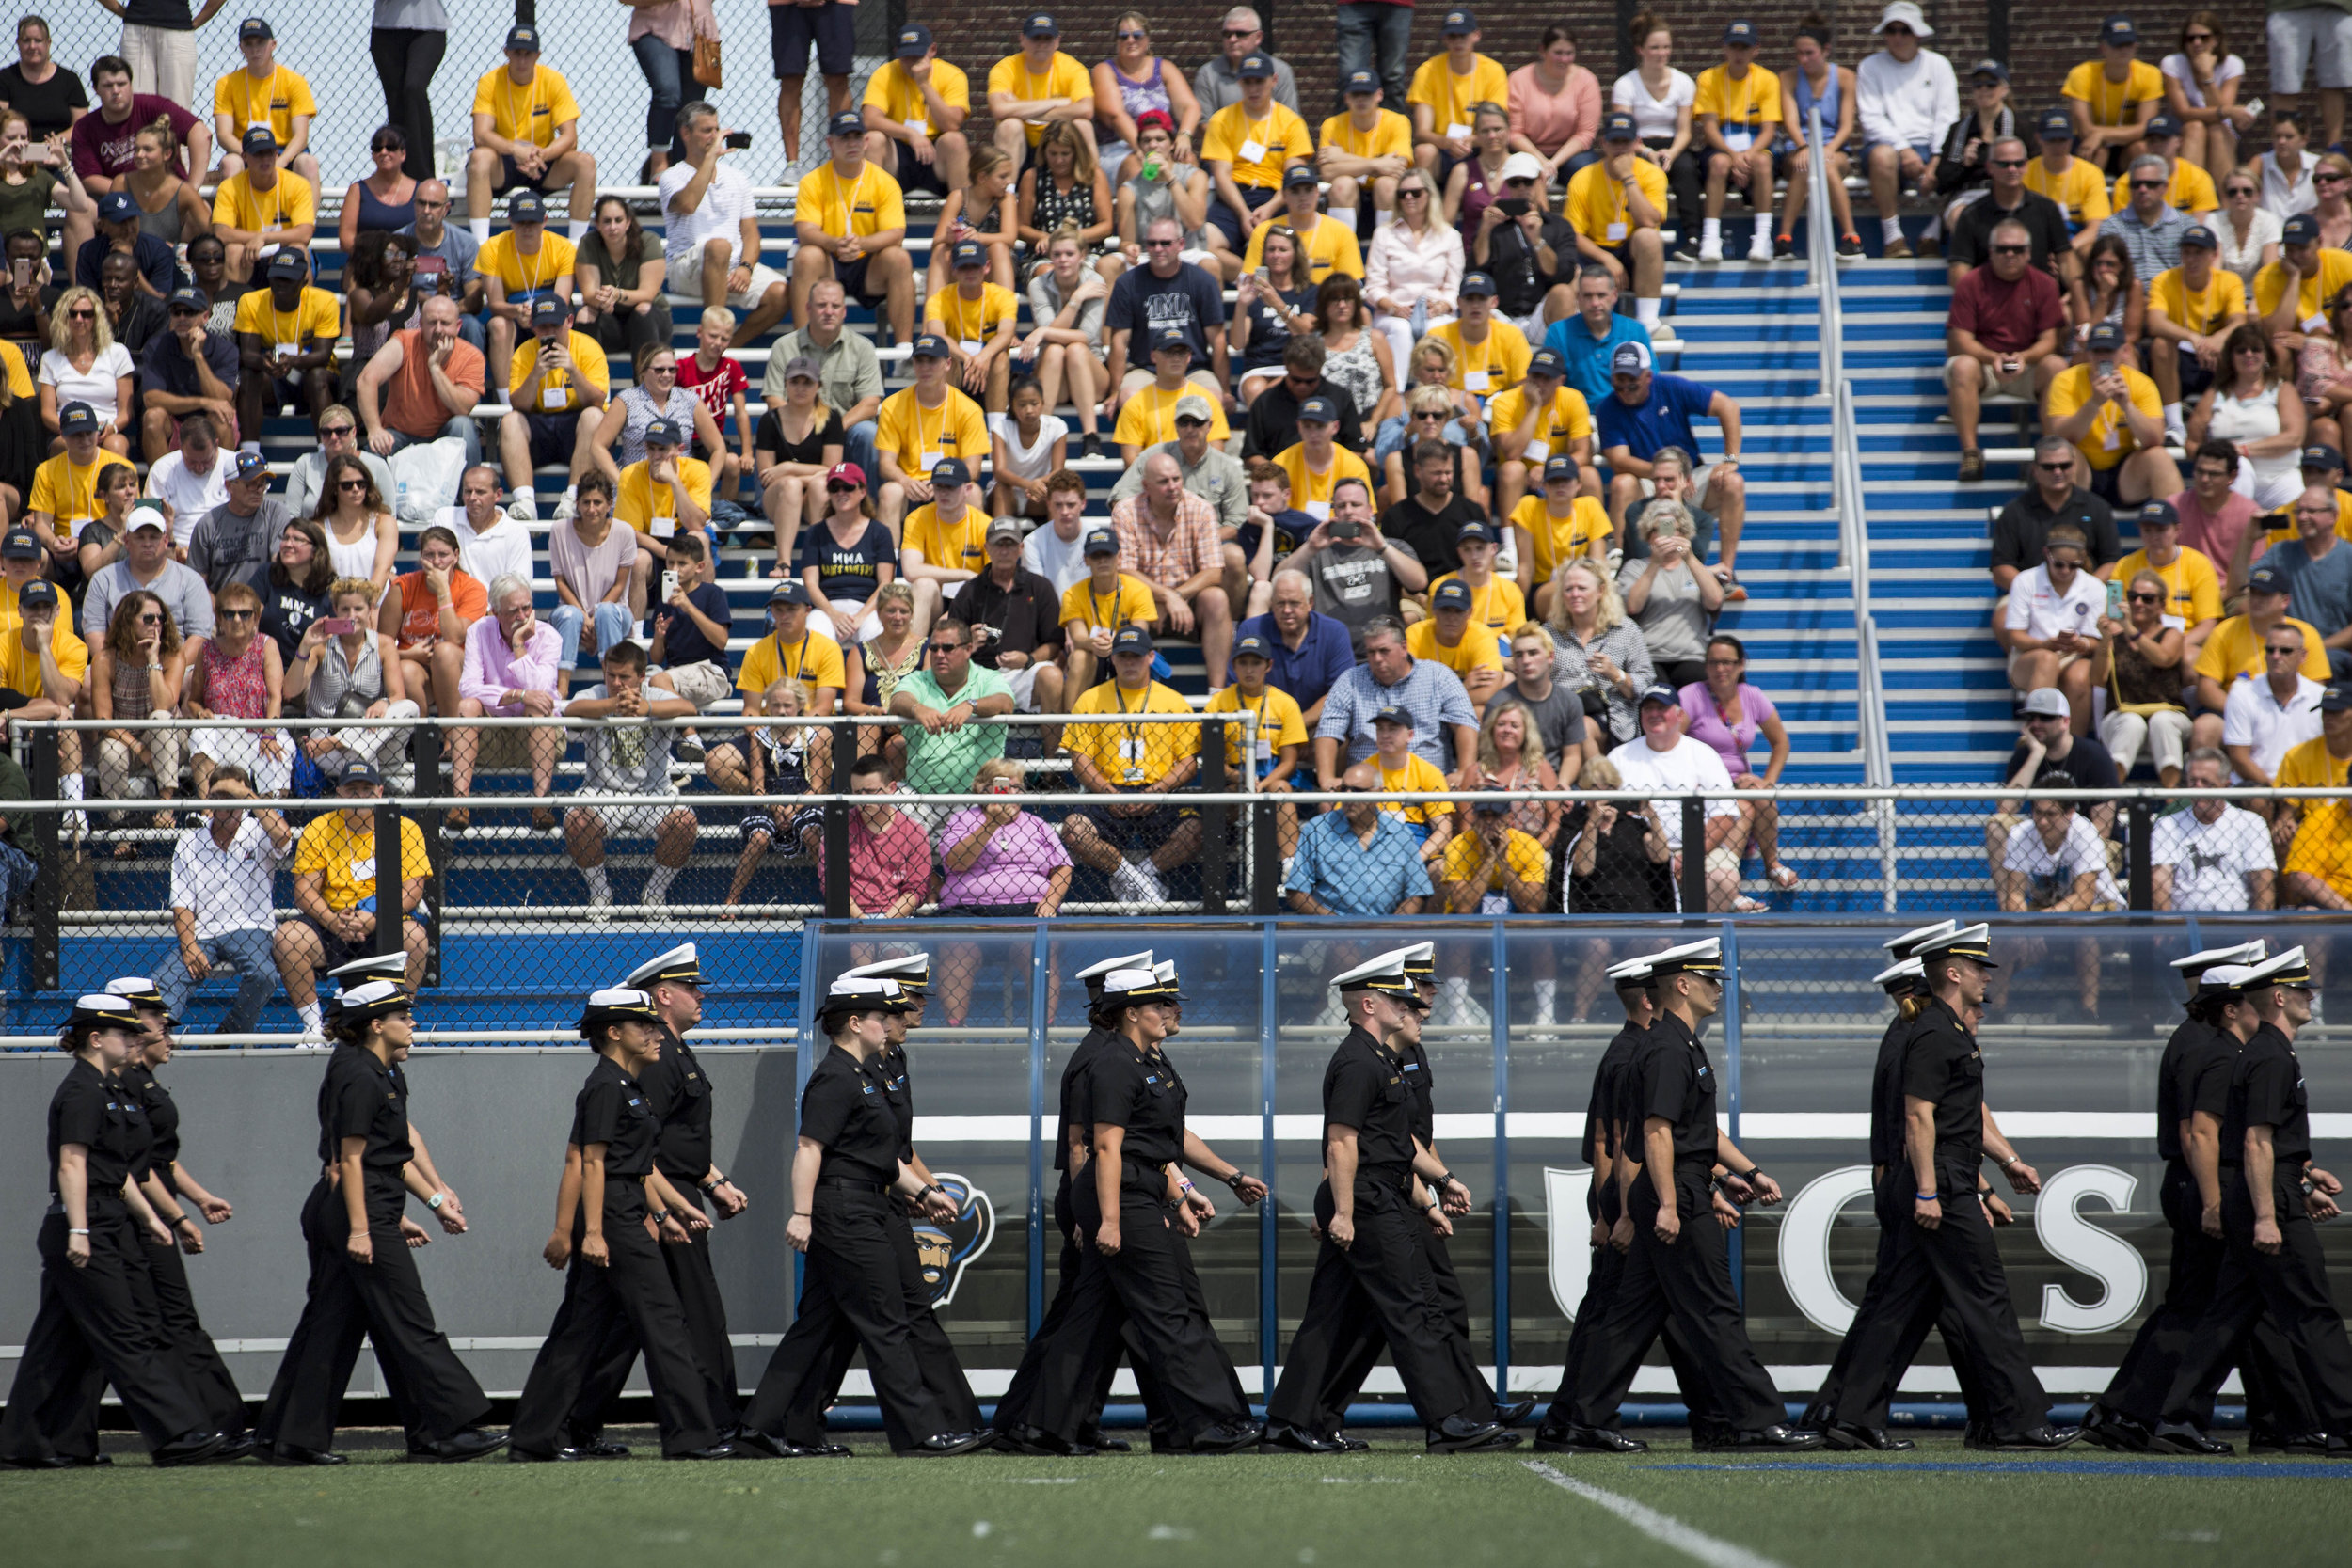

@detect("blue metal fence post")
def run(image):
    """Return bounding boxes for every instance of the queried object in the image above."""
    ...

[1488,918,1511,1396]
[1720,920,1743,1301]
[1260,920,1280,1410]
[1028,922,1051,1335]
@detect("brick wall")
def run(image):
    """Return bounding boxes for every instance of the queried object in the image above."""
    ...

[923,2,2279,148]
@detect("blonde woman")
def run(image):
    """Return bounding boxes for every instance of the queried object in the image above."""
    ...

[1546,556,1653,745]
[717,677,821,919]
[91,589,187,838]
[931,144,1019,296]
[1019,120,1116,257]
[38,286,133,453]
[285,575,419,783]
[1365,166,1464,370]
[1373,332,1478,461]
[2090,565,2190,785]
[844,580,923,727]
[1478,695,1561,852]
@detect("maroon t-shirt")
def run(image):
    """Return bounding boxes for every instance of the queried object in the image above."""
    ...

[70,95,199,182]
[1947,265,2064,356]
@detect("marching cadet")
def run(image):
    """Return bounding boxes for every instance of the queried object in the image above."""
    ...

[2152,949,2352,1455]
[1551,939,1820,1452]
[1813,925,2076,1451]
[2089,942,2320,1453]
[257,979,505,1465]
[0,995,228,1470]
[737,976,989,1459]
[511,988,739,1462]
[1265,951,1518,1454]
[1021,965,1263,1454]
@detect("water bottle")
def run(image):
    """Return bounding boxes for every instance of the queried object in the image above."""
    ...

[396,477,410,521]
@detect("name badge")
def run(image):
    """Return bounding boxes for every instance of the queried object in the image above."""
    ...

[275,342,300,362]
[1253,736,1274,762]
[2307,312,2330,333]
[66,515,92,539]
[959,338,983,357]
[918,449,944,471]
[2100,422,2120,451]
[907,118,928,138]
[652,515,677,539]
[1464,371,1491,393]
[348,856,373,883]
[1525,438,1549,463]
[1605,220,1628,241]
[1239,137,1267,164]
[1445,121,1472,142]
[1723,126,1755,151]
[543,384,569,411]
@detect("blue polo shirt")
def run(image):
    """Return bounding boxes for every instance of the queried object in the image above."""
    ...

[1285,808,1434,915]
[1234,610,1356,715]
[1545,310,1652,408]
[1595,372,1717,465]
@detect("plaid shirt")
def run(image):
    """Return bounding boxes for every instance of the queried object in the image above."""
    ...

[1111,490,1222,588]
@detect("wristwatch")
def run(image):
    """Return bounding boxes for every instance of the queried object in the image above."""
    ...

[425,1192,445,1210]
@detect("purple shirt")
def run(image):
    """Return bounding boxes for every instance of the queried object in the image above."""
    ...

[1676,680,1777,778]
[459,616,564,710]
[936,807,1073,909]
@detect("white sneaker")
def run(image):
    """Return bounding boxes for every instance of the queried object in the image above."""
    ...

[1108,858,1155,905]
[1698,235,1724,263]
[553,490,578,521]
[1747,234,1774,262]
[1647,321,1679,344]
[507,499,536,523]
[2165,422,2187,448]
[585,886,612,923]
[1135,859,1167,903]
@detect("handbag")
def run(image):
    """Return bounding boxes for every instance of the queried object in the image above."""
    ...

[693,32,723,90]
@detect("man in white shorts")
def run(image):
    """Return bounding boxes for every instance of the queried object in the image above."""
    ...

[561,640,700,919]
[660,101,791,348]
[2151,747,2278,910]
[2271,3,2352,151]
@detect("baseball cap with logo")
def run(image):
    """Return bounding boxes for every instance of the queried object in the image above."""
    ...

[17,578,55,610]
[986,515,1025,544]
[508,189,547,224]
[950,238,985,268]
[267,248,307,281]
[1083,527,1119,557]
[827,110,865,139]
[1298,394,1340,424]
[1458,270,1498,297]
[230,451,268,483]
[1610,341,1653,373]
[2180,224,2217,250]
[1151,325,1190,354]
[1236,53,1274,79]
[2247,562,2292,597]
[1970,59,2008,83]
[238,16,273,40]
[2284,212,2322,245]
[1025,12,1059,37]
[2323,682,2352,713]
[1432,578,1473,611]
[1284,163,1321,189]
[1111,625,1152,656]
[2087,320,2125,351]
[96,191,136,224]
[2038,108,2074,140]
[1441,8,1478,34]
[58,401,99,436]
[241,124,278,155]
[505,24,540,52]
[0,528,37,559]
[1724,19,1758,45]
[2101,14,2137,46]
[1233,633,1273,661]
[1527,346,1566,379]
[1456,519,1499,546]
[2138,499,2179,529]
[896,24,932,56]
[930,456,971,488]
[909,332,952,359]
[2148,111,2184,139]
[643,418,685,447]
[1372,704,1413,728]
[1601,109,1640,142]
[167,284,208,312]
[1173,391,1216,423]
[1543,454,1581,483]
[768,580,813,607]
[2020,687,2071,720]
[1343,70,1379,95]
[1636,683,1679,709]
[2302,443,2346,471]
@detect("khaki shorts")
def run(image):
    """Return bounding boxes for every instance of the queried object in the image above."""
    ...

[2007,647,2083,684]
[580,800,686,838]
[1945,355,2040,400]
[668,246,788,308]
[654,659,733,709]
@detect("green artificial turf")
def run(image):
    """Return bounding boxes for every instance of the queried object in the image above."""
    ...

[5,1435,2350,1568]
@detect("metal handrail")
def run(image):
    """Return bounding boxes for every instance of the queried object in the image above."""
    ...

[1807,103,1842,393]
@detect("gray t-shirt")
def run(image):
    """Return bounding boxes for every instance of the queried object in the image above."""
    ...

[569,683,677,795]
[83,557,215,642]
[1616,555,1709,665]
[187,498,292,599]
[1306,541,1399,653]
[1485,680,1587,768]
[1027,270,1106,349]
[398,221,479,304]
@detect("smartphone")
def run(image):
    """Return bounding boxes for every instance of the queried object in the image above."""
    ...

[316,617,356,637]
[724,131,754,150]
[1330,519,1361,541]
[1251,266,1271,284]
[1494,197,1531,218]
[9,258,29,290]
[2106,578,2124,618]
[660,569,680,603]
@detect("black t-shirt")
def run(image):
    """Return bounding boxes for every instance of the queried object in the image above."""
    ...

[119,1059,179,1176]
[48,1058,150,1196]
[1899,997,1985,1186]
[800,1044,901,1185]
[1087,1039,1187,1185]
[1582,1021,1646,1165]
[961,565,1062,668]
[2001,734,2121,791]
[1991,487,2122,575]
[1323,1024,1418,1170]
[1380,494,1483,578]
[1867,1007,1921,1168]
[1945,189,2074,276]
[1564,804,1674,913]
[2225,1022,2312,1166]
[0,64,87,140]
[649,580,732,668]
[1485,212,1580,317]
[1631,1013,1721,1160]
[1237,280,1315,372]
[755,405,846,467]
[317,1042,412,1174]
[1055,1024,1116,1174]
[1104,259,1226,370]
[261,578,327,663]
[110,293,167,360]
[867,1042,914,1163]
[568,1055,659,1181]
[794,517,896,603]
[2154,1015,2222,1164]
[636,1026,713,1182]
[0,283,57,342]
[1232,506,1313,572]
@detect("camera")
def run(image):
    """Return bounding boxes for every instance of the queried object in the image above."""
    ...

[724,131,754,150]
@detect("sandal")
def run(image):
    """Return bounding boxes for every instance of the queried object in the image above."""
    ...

[1766,862,1799,891]
[1731,895,1770,913]
[442,807,470,832]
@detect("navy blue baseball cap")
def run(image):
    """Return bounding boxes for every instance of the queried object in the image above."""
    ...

[505,24,541,52]
[1724,19,1759,45]
[266,248,307,280]
[2087,319,2125,351]
[1232,633,1273,661]
[2180,223,2217,249]
[508,189,547,223]
[930,456,971,488]
[896,24,932,57]
[2101,14,2137,46]
[1441,8,1478,34]
[1083,526,1119,557]
[1543,454,1581,483]
[643,418,686,446]
[1527,346,1566,379]
[1456,519,1499,546]
[96,191,136,224]
[2148,111,2184,139]
[1151,325,1190,353]
[769,579,814,607]
[2037,108,2074,140]
[1969,59,2009,84]
[910,332,952,359]
[1236,53,1274,79]
[1343,70,1379,95]
[1601,109,1640,142]
[2302,443,2346,471]
[529,293,567,325]
[1372,704,1414,728]
[167,284,208,313]
[1297,394,1340,423]
[58,401,98,436]
[2138,499,2179,530]
[241,124,278,155]
[1431,578,1473,611]
[1024,12,1059,37]
[2322,682,2352,713]
[826,110,865,139]
[2248,562,2292,596]
[1111,625,1152,655]
[1283,163,1320,189]
[950,238,986,268]
[2284,212,2322,245]
[1458,270,1498,297]
[238,16,273,40]
[0,528,38,559]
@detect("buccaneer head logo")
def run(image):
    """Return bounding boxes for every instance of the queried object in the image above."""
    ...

[909,1171,995,1308]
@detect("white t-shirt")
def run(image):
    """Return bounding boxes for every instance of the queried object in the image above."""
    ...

[167,815,288,940]
[440,509,535,592]
[2003,812,2122,908]
[660,159,757,271]
[147,450,231,546]
[39,343,135,423]
[1605,736,1736,853]
[2220,673,2324,779]
[1611,69,1696,141]
[1022,523,1090,597]
[2158,51,2243,108]
[2150,803,2275,911]
[2005,562,2106,642]
[989,412,1070,483]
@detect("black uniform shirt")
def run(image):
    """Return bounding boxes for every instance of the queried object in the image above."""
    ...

[48,1059,151,1197]
[1399,1035,1435,1146]
[317,1042,413,1174]
[119,1060,181,1181]
[800,1044,902,1185]
[569,1055,660,1181]
[1899,996,1984,1178]
[637,1026,714,1183]
[866,1041,915,1163]
[1583,1022,1648,1164]
[1055,1025,1116,1173]
[1087,1040,1188,1187]
[1324,1024,1418,1171]
[1632,1012,1720,1160]
[2154,1016,2224,1164]
[2225,1022,2312,1167]
[1867,1006,1921,1168]
[2185,1024,2245,1139]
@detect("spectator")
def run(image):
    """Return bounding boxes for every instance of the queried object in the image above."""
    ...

[163,769,290,1036]
[2302,289,2352,451]
[338,124,418,254]
[644,530,733,722]
[2169,438,2265,588]
[1057,524,1156,696]
[1364,166,1463,370]
[0,547,82,714]
[1943,218,2066,481]
[1405,577,1504,703]
[2046,319,2182,507]
[1313,612,1478,784]
[1606,682,1740,911]
[1018,122,1117,271]
[259,516,332,668]
[663,103,791,353]
[1273,395,1375,528]
[1475,690,1561,854]
[844,579,923,736]
[716,678,824,917]
[1200,51,1313,260]
[473,190,576,404]
[1616,499,1720,689]
[2163,16,2254,180]
[279,406,392,522]
[1113,111,1216,278]
[209,126,313,287]
[1059,625,1200,906]
[2066,17,2163,173]
[314,453,399,606]
[1116,332,1229,462]
[793,463,894,642]
[787,109,914,348]
[1362,701,1454,865]
[60,460,141,607]
[434,464,527,599]
[1234,569,1354,725]
[1241,334,1367,462]
[76,188,168,303]
[872,333,988,540]
[70,56,208,260]
[1323,67,1416,238]
[1428,268,1529,414]
[39,295,133,455]
[617,419,711,615]
[962,516,1066,716]
[1855,3,1957,259]
[380,523,484,719]
[1022,228,1111,460]
[497,296,606,522]
[986,13,1099,171]
[2152,747,2276,910]
[863,22,971,199]
[1284,757,1433,915]
[1688,19,1780,265]
[572,194,670,370]
[1437,794,1546,913]
[1406,9,1507,187]
[229,250,335,450]
[899,455,988,632]
[2274,680,2352,907]
[935,758,1072,926]
[727,582,850,743]
[591,344,727,495]
[2212,165,2280,289]
[768,279,884,487]
[81,493,210,642]
[1994,770,2124,1007]
[2100,154,2194,281]
[144,412,228,550]
[1,18,85,142]
[1548,556,1653,746]
[272,760,432,1034]
[891,614,1014,798]
[356,295,486,466]
[1229,222,1318,407]
[286,575,418,785]
[2265,483,2352,676]
[1508,25,1603,192]
[1376,320,1478,460]
[560,641,697,920]
[1287,476,1427,654]
[1487,344,1596,525]
[1023,469,1092,596]
[2001,524,2106,731]
[137,290,237,467]
[1597,340,1746,584]
[1775,20,1862,259]
[187,448,289,598]
[451,572,564,830]
[755,355,846,559]
[2114,496,2220,653]
[2220,618,2324,791]
[2193,560,2334,754]
[1105,391,1248,543]
[1488,618,1596,777]
[1610,13,1702,258]
[1194,5,1300,116]
[1114,449,1236,690]
[93,254,163,373]
[2091,564,2192,783]
[1989,434,2122,593]
[399,180,486,347]
[465,25,595,245]
[207,16,313,187]
[986,367,1068,529]
[544,470,635,697]
[1564,753,1673,928]
[1677,631,1793,888]
[1945,137,2072,289]
[2108,111,2219,223]
[2145,223,2246,442]
[89,586,185,827]
[1104,214,1230,404]
[1429,517,1524,634]
[2072,232,2144,356]
[2312,149,2352,245]
[183,578,293,797]
[1562,115,1670,342]
[2189,324,2306,509]
[1203,628,1305,853]
[1991,685,2121,881]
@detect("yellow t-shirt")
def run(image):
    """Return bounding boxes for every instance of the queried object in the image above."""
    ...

[874,385,990,476]
[2195,613,2332,685]
[504,330,609,416]
[472,64,581,148]
[27,451,135,530]
[924,281,1020,348]
[1201,100,1314,191]
[210,169,313,233]
[1430,317,1531,400]
[1424,572,1525,632]
[1438,824,1547,902]
[796,159,907,242]
[615,456,714,537]
[213,65,315,143]
[1058,573,1157,634]
[1272,443,1374,516]
[1242,212,1365,281]
[2113,160,2218,214]
[1114,382,1232,450]
[2025,155,2113,228]
[231,286,339,356]
[2044,361,2162,470]
[2253,247,2352,326]
[1318,108,1414,164]
[2062,58,2166,126]
[1486,382,1593,463]
[862,58,972,135]
[736,629,850,695]
[1512,493,1613,587]
[293,812,432,912]
[473,230,577,299]
[2113,546,2222,625]
[1375,752,1452,827]
[1406,616,1506,678]
[1406,53,1510,141]
[2279,736,2352,891]
[1203,682,1309,773]
[1692,63,1783,145]
[903,502,991,576]
[987,50,1095,145]
[0,611,87,699]
[2147,266,2246,336]
[1564,157,1667,244]
[1064,678,1199,784]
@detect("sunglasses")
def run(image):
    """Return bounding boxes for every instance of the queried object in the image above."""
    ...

[1990,158,2026,168]
[1174,416,1206,428]
[645,363,676,373]
[825,481,857,494]
[320,424,354,438]
[66,308,92,319]
[1143,238,1177,248]
[2046,556,2085,570]
[1116,29,1147,40]
[371,140,401,153]
[2035,461,2074,473]
[1398,188,1428,198]
[1993,244,2029,255]
[2267,646,2305,657]
[2185,29,2215,40]
[2126,591,2162,603]
[217,608,255,621]
[136,612,161,624]
[2323,173,2349,183]
[2226,185,2257,196]
[2132,179,2166,190]
[1223,27,1254,37]
[337,478,369,491]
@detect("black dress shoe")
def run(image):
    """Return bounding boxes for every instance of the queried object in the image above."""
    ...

[1820,1422,1914,1451]
[264,1443,345,1467]
[212,1435,260,1463]
[900,1431,992,1457]
[1736,1425,1824,1450]
[1986,1425,2081,1451]
[409,1429,509,1463]
[731,1430,822,1460]
[10,1452,114,1469]
[1963,1423,1995,1449]
[2081,1414,2153,1453]
[1260,1422,1349,1454]
[994,1425,1090,1457]
[1189,1420,1263,1454]
[563,1435,632,1459]
[2147,1424,2232,1456]
[152,1432,228,1468]
[507,1447,581,1463]
[1078,1429,1131,1452]
[1690,1426,1740,1453]
[1533,1423,1646,1454]
[1335,1433,1369,1451]
[1429,1418,1519,1454]
[1493,1399,1537,1428]
[669,1443,744,1461]
[2247,1429,2332,1456]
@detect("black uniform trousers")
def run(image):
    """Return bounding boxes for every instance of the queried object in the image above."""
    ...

[567,1205,741,1441]
[0,1208,212,1461]
[1802,1181,1989,1431]
[512,1189,723,1457]
[135,1233,248,1436]
[782,1205,983,1443]
[1567,1161,1787,1433]
[1547,1233,1724,1433]
[261,1176,493,1454]
[1025,1173,1251,1448]
[1823,1171,2049,1435]
[994,1175,1173,1436]
[742,1182,953,1453]
[1268,1175,1484,1433]
[2159,1169,2352,1433]
[2102,1161,2316,1433]
[1318,1222,1500,1426]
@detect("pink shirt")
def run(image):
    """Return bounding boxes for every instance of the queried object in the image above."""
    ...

[1112,490,1221,588]
[2167,486,2265,576]
[1676,679,1778,779]
[936,806,1072,909]
[458,616,564,711]
[828,806,934,914]
[1507,62,1604,157]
